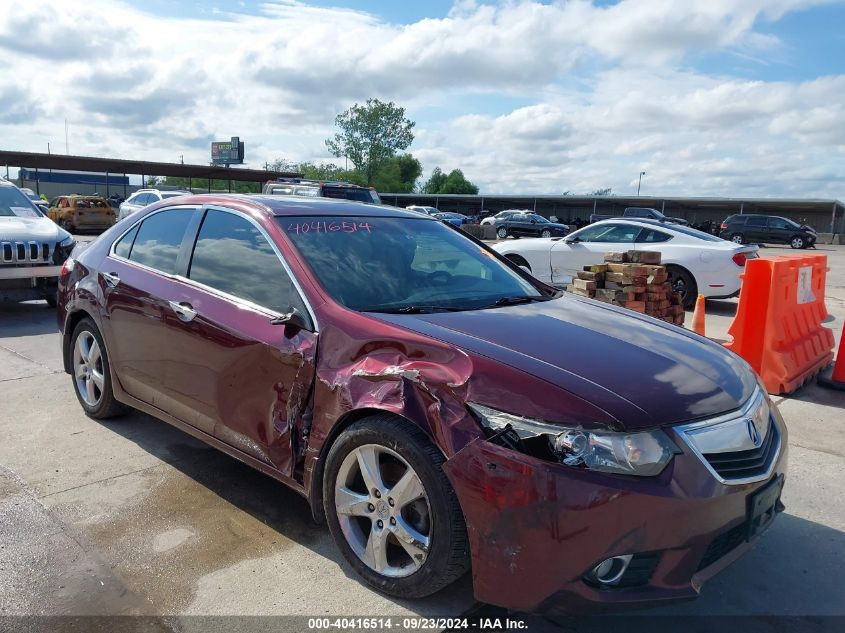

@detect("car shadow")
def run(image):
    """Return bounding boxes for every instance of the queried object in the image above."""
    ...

[702,299,738,317]
[480,513,845,632]
[0,300,59,337]
[781,381,845,411]
[89,409,476,614]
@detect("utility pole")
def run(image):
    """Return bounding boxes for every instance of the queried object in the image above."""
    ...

[180,154,184,165]
[65,119,69,154]
[637,171,646,196]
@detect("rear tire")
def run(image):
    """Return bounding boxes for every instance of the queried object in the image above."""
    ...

[790,235,806,249]
[323,415,469,598]
[730,233,744,244]
[69,318,125,419]
[666,266,698,310]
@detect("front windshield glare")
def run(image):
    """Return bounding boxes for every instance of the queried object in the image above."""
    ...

[280,216,544,312]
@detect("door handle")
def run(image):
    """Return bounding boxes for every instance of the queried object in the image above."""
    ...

[168,301,197,322]
[102,272,120,287]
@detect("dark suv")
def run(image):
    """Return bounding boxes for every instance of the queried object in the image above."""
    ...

[719,214,816,249]
[488,212,570,239]
[262,178,381,204]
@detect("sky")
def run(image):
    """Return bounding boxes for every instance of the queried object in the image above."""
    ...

[1,0,844,198]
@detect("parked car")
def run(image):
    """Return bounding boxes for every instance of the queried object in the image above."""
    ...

[58,194,785,614]
[262,178,381,205]
[590,207,688,225]
[405,205,439,216]
[433,211,469,227]
[492,218,757,308]
[47,195,116,233]
[20,187,49,212]
[118,189,191,221]
[1,179,74,306]
[719,214,817,249]
[491,212,570,239]
[479,209,531,226]
[107,193,125,208]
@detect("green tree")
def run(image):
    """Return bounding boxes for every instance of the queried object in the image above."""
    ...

[421,167,447,193]
[422,167,478,194]
[371,154,422,193]
[325,99,415,185]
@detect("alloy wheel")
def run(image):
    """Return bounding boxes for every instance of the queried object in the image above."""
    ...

[791,237,805,249]
[334,444,431,578]
[731,234,744,244]
[497,227,507,239]
[73,331,104,407]
[541,229,552,238]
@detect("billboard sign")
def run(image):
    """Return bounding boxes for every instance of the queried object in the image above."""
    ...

[211,136,245,165]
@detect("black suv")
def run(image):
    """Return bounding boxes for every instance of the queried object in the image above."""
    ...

[490,212,570,239]
[719,214,816,249]
[262,178,381,204]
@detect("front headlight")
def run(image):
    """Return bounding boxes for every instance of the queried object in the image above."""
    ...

[468,403,679,477]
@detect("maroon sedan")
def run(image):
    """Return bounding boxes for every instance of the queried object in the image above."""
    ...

[57,195,786,613]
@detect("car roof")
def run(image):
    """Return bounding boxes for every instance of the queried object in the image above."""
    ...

[154,193,431,219]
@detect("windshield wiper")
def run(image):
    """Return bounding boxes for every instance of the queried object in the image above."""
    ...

[488,296,544,308]
[373,305,467,314]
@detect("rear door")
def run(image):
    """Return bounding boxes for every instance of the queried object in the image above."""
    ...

[744,216,769,243]
[102,206,201,407]
[158,206,317,475]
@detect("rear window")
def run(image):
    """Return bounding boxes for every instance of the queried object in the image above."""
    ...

[127,209,194,274]
[322,186,380,204]
[660,224,722,242]
[161,192,188,199]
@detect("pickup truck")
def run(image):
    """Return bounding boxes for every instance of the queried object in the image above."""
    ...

[589,206,688,225]
[1,178,75,306]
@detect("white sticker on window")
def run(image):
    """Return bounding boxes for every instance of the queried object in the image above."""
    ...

[797,265,815,304]
[10,206,39,218]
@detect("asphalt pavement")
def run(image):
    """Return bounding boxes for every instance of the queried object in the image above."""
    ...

[0,243,843,631]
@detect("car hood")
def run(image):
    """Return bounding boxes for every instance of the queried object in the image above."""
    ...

[370,295,756,431]
[0,215,68,243]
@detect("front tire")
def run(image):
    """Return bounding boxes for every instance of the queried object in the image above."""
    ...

[790,235,806,249]
[323,415,469,598]
[496,227,508,239]
[540,229,552,238]
[70,318,125,418]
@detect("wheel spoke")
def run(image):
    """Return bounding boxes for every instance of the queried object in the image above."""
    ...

[85,377,96,403]
[355,446,385,494]
[335,487,371,517]
[88,339,101,367]
[75,334,89,363]
[91,368,105,391]
[390,516,429,566]
[388,468,424,509]
[363,522,389,573]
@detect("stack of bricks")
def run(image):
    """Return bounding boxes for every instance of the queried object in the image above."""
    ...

[567,250,685,326]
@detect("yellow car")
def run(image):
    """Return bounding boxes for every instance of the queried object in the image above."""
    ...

[48,195,116,233]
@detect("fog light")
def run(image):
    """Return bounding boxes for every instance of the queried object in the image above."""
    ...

[591,555,633,586]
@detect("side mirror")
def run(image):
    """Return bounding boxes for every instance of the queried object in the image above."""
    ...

[530,219,537,224]
[270,307,312,333]
[565,236,580,244]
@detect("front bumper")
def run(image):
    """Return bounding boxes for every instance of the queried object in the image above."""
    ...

[443,405,788,614]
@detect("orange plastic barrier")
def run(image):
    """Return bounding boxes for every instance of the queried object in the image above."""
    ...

[818,322,845,391]
[724,254,834,395]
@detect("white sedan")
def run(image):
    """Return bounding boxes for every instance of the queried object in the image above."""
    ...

[492,219,758,308]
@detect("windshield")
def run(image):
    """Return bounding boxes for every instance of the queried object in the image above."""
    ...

[0,186,42,217]
[280,215,546,312]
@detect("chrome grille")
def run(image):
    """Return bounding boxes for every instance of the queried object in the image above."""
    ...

[0,241,52,264]
[702,420,779,480]
[675,389,782,485]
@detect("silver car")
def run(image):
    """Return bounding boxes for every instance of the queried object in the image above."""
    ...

[117,189,190,220]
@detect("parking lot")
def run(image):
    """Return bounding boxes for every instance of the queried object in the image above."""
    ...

[1,237,843,630]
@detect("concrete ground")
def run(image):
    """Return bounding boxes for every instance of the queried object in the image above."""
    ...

[0,242,843,630]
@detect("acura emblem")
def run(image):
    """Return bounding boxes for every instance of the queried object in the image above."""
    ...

[746,418,761,447]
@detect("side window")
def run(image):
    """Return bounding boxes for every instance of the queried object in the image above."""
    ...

[627,209,647,217]
[188,209,302,313]
[128,209,194,274]
[768,218,790,229]
[113,225,139,259]
[746,216,767,227]
[574,223,641,243]
[637,228,672,243]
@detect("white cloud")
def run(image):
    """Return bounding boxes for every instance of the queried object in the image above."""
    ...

[0,0,843,198]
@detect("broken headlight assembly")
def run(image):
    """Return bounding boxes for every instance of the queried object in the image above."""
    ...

[468,403,679,477]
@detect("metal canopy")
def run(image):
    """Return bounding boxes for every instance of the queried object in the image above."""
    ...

[1,150,299,182]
